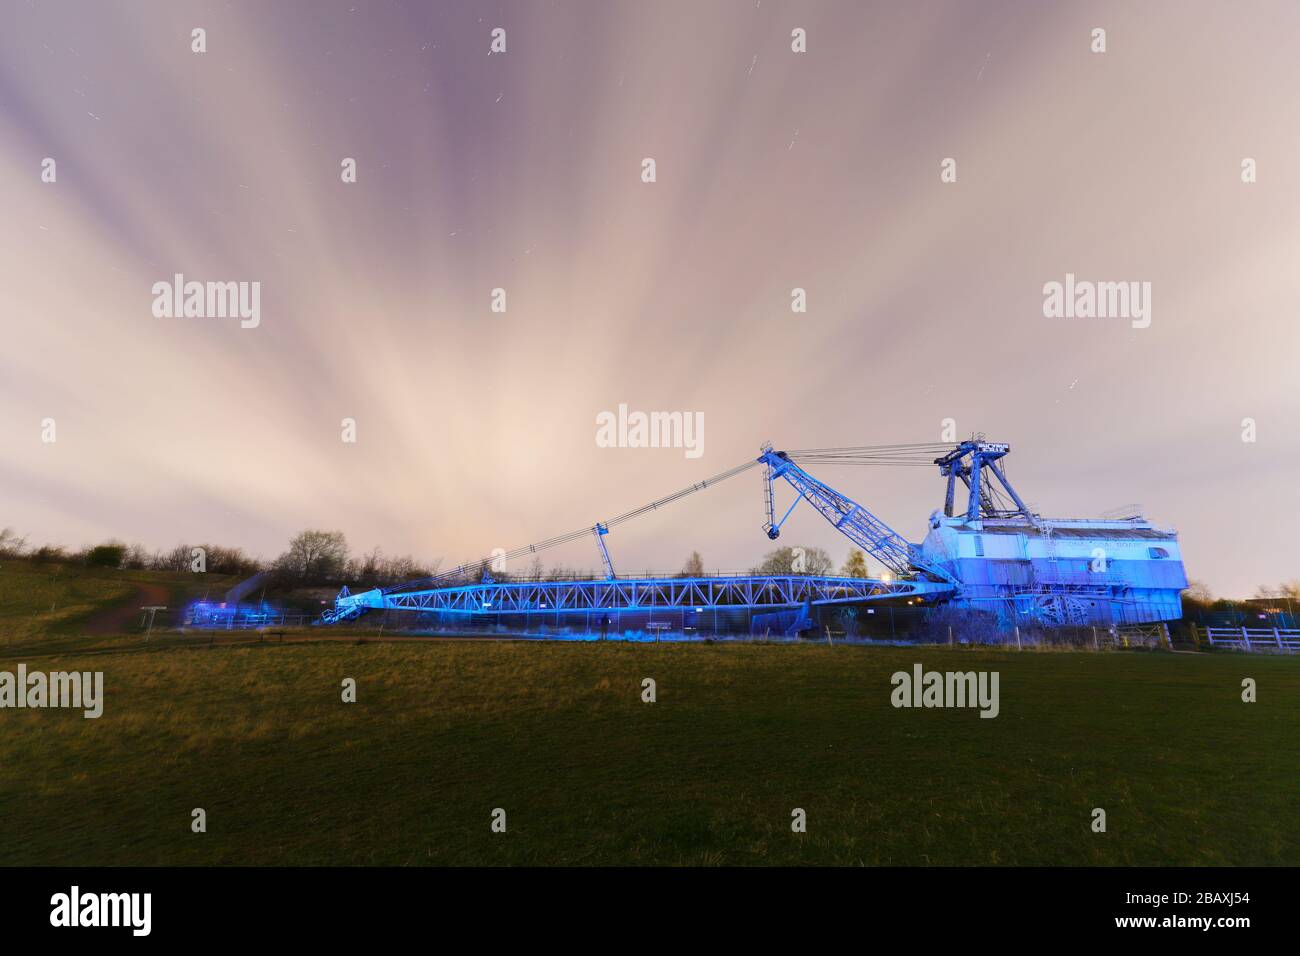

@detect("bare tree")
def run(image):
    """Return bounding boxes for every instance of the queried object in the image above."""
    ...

[751,545,833,575]
[153,544,192,572]
[0,527,27,558]
[275,530,349,582]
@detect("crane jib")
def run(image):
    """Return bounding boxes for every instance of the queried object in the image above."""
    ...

[757,447,956,584]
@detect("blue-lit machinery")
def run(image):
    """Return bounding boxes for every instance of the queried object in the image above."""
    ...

[919,441,1186,625]
[760,440,1187,626]
[186,600,286,629]
[325,439,1187,632]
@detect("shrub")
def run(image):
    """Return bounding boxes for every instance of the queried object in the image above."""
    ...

[85,542,127,568]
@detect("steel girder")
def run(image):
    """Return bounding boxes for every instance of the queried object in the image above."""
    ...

[336,574,955,616]
[758,448,957,584]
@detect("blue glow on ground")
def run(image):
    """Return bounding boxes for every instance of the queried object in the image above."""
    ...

[186,600,285,629]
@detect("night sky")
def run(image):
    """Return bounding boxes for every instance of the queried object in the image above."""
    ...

[3,0,1298,597]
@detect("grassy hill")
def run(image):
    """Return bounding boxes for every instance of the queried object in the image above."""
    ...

[0,563,1296,866]
[0,560,239,655]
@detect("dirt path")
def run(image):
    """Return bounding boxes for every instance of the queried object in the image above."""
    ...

[84,582,171,635]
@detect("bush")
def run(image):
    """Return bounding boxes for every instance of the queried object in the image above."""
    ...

[915,605,1003,644]
[85,543,127,568]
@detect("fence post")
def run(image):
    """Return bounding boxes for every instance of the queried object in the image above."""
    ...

[1160,622,1170,650]
[1015,626,1022,650]
[1241,626,1251,652]
[1274,628,1283,649]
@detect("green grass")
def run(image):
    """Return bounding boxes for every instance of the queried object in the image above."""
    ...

[0,628,1296,865]
[0,561,237,654]
[0,561,133,641]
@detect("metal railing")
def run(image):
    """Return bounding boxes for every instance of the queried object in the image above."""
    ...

[1205,626,1300,652]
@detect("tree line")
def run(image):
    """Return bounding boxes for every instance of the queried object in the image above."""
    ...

[0,526,876,588]
[0,526,436,588]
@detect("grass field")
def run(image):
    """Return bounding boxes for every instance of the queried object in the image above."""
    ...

[0,564,1297,866]
[0,560,237,652]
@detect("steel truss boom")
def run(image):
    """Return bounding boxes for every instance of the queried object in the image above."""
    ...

[333,574,953,618]
[759,446,956,583]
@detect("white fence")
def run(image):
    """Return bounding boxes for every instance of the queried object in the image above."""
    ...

[1205,627,1300,652]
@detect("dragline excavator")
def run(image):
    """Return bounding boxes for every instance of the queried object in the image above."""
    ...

[325,439,1186,628]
